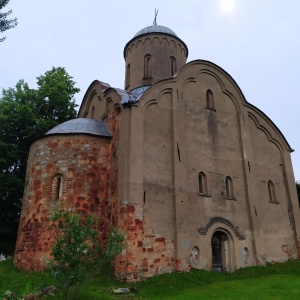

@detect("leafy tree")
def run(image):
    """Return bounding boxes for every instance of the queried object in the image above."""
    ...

[36,67,79,124]
[0,67,79,256]
[296,181,300,207]
[0,0,17,42]
[49,209,124,300]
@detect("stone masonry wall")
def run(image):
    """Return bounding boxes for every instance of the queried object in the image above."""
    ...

[14,134,113,271]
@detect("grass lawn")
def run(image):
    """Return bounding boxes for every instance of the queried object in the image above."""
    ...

[1,259,300,299]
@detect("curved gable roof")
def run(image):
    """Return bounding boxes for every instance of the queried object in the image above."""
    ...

[138,59,293,152]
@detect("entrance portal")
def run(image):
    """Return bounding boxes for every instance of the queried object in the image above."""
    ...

[211,231,231,272]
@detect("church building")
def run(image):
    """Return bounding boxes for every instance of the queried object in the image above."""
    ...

[14,21,300,281]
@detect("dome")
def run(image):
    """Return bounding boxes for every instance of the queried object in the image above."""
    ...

[134,25,177,38]
[46,118,111,137]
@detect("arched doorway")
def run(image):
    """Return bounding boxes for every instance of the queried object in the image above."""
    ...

[211,230,233,272]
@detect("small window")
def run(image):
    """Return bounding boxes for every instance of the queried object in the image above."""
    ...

[52,174,63,200]
[144,54,152,79]
[126,63,130,88]
[225,176,234,199]
[206,89,215,110]
[268,180,277,203]
[170,56,176,76]
[199,172,208,195]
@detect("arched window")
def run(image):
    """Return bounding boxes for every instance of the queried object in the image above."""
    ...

[206,89,215,110]
[170,56,176,76]
[52,174,63,200]
[91,106,95,118]
[268,180,276,203]
[199,172,207,195]
[144,54,152,79]
[225,176,234,198]
[126,63,130,88]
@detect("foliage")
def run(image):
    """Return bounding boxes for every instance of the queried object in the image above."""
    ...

[0,67,79,256]
[296,181,300,207]
[36,67,79,124]
[0,0,17,42]
[48,209,124,300]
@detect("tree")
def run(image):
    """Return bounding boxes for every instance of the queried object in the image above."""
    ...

[0,0,17,42]
[296,181,300,207]
[49,209,124,300]
[0,67,79,256]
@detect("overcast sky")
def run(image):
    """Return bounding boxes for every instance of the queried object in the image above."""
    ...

[1,0,299,180]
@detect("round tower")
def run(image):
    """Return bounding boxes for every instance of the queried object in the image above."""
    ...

[123,23,188,91]
[13,118,115,271]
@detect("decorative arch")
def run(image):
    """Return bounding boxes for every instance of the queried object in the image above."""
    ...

[160,37,169,46]
[78,80,109,117]
[198,217,245,240]
[136,39,143,48]
[142,88,172,111]
[248,112,284,152]
[106,97,113,113]
[198,69,240,112]
[182,77,196,86]
[85,90,97,113]
[174,59,292,152]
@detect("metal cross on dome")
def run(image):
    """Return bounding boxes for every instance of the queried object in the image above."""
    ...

[153,8,158,25]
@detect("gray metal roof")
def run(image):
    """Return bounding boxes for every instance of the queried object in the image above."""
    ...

[124,24,188,58]
[46,118,111,137]
[131,86,151,101]
[134,25,177,38]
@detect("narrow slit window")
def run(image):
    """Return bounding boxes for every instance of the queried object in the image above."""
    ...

[268,180,276,203]
[199,172,207,195]
[56,177,62,200]
[126,63,130,88]
[170,56,176,76]
[225,176,234,198]
[206,89,214,110]
[144,54,152,79]
[52,174,63,200]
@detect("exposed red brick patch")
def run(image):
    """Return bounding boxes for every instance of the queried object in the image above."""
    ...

[155,237,165,242]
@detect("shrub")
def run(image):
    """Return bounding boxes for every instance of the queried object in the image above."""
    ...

[49,209,123,300]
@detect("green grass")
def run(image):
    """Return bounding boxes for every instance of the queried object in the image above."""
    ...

[1,259,300,299]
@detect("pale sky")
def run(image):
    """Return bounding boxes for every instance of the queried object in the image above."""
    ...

[1,0,300,181]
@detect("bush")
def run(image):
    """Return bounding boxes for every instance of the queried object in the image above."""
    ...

[49,209,123,300]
